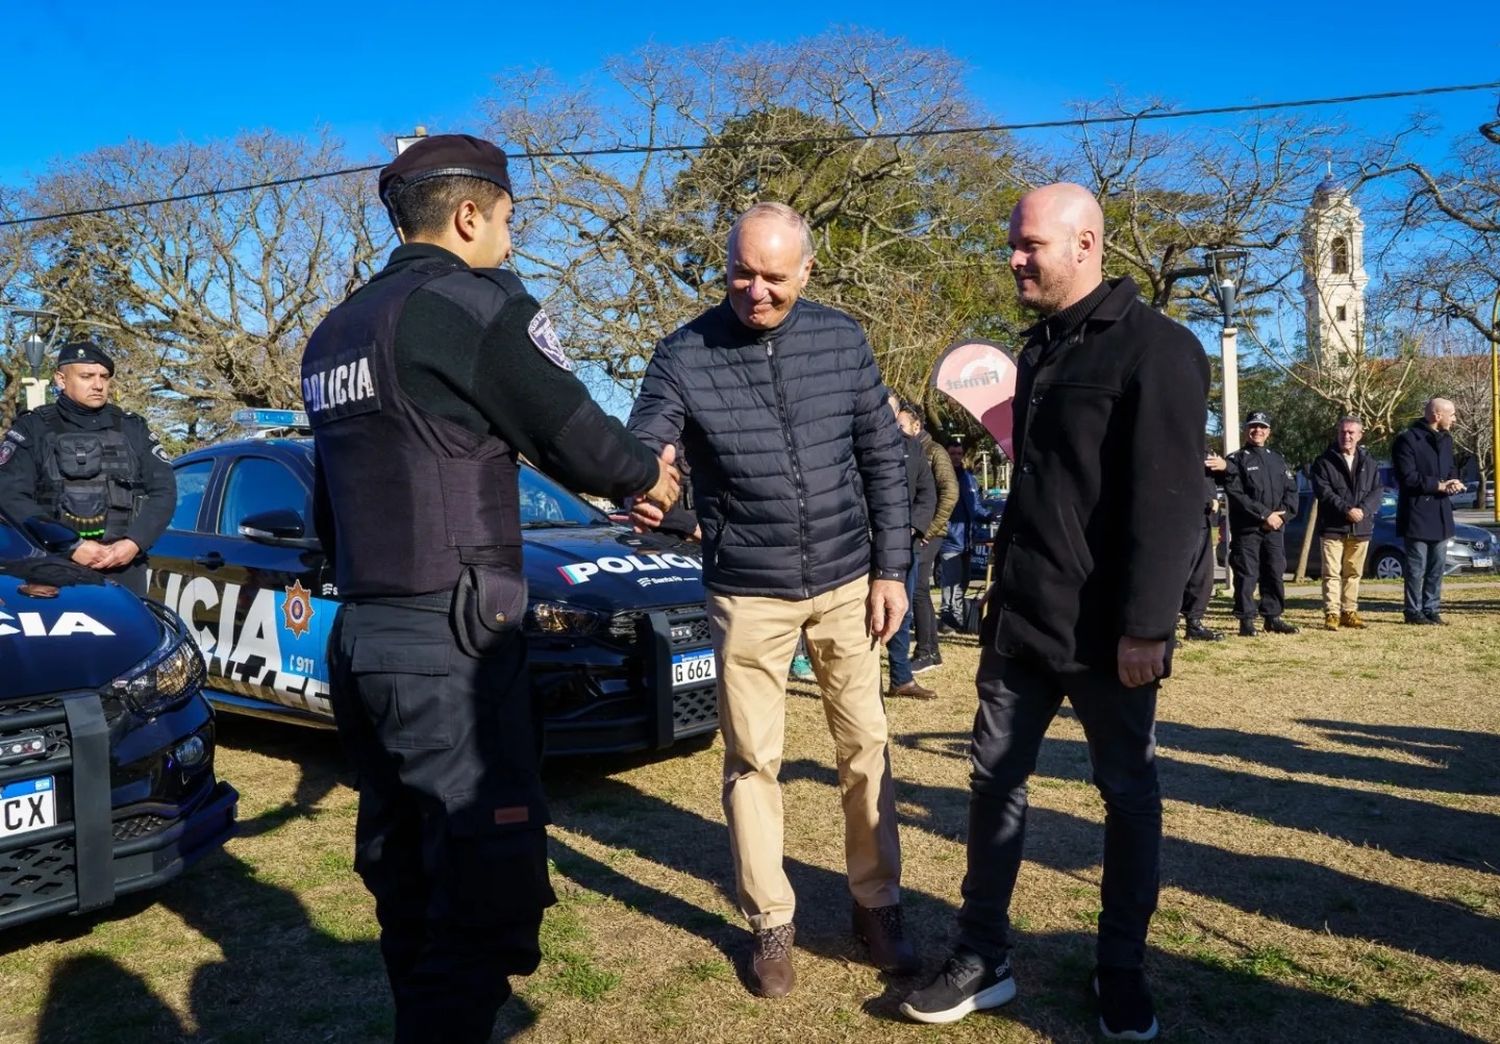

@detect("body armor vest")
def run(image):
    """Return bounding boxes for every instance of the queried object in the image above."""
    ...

[302,260,522,599]
[36,410,139,540]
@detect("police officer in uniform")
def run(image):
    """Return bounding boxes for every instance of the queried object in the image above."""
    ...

[303,134,680,1043]
[0,341,175,596]
[1223,411,1299,636]
[1181,450,1227,640]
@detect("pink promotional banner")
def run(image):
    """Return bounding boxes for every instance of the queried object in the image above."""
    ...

[931,340,1018,458]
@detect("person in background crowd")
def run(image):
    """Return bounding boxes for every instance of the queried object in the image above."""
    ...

[903,402,958,672]
[1309,416,1383,630]
[1181,449,1227,640]
[938,442,988,632]
[900,183,1208,1041]
[628,202,917,998]
[1223,411,1300,637]
[1392,396,1463,625]
[887,392,938,699]
[0,340,175,597]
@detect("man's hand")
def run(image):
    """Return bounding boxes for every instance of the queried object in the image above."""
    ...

[1263,511,1285,531]
[70,540,107,568]
[1204,453,1227,473]
[1440,479,1465,495]
[629,498,665,532]
[93,539,141,571]
[641,443,681,511]
[866,578,908,646]
[1346,507,1364,523]
[1117,636,1167,688]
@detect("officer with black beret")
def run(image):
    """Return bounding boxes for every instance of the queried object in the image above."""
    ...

[303,133,680,1043]
[0,341,175,595]
[1223,410,1300,636]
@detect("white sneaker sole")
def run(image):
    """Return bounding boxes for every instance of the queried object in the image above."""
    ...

[1093,975,1159,1040]
[898,976,1016,1024]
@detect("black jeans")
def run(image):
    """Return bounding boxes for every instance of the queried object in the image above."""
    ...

[913,537,943,658]
[957,647,1161,970]
[329,601,557,1043]
[1229,527,1286,620]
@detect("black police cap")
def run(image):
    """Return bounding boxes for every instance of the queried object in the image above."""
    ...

[1244,410,1272,428]
[56,341,115,376]
[378,134,513,225]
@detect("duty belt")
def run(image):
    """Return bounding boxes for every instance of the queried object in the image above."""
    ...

[355,590,454,614]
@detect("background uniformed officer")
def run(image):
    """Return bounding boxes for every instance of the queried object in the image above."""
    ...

[1224,410,1300,636]
[304,134,679,1043]
[1181,449,1227,641]
[0,341,175,596]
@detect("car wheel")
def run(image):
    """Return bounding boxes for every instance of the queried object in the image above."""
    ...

[1370,548,1404,579]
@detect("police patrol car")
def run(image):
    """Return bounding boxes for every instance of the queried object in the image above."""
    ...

[0,509,237,930]
[147,410,719,755]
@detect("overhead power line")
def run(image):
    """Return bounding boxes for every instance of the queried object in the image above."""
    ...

[3,79,1498,229]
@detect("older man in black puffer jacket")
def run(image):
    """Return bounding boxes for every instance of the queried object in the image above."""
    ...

[629,202,914,999]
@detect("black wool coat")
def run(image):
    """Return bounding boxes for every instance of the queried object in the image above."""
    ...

[1309,444,1382,539]
[984,277,1210,673]
[1392,419,1458,541]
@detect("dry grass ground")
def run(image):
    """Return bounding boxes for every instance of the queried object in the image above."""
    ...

[1,579,1496,1042]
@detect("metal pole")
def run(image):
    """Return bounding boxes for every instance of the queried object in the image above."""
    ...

[1491,289,1499,524]
[21,378,46,412]
[1221,324,1241,456]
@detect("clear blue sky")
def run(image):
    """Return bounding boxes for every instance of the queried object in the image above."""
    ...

[3,0,1497,189]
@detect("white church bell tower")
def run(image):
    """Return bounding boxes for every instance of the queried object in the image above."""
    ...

[1302,170,1369,371]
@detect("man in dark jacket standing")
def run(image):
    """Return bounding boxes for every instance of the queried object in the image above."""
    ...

[629,203,916,998]
[1309,416,1383,630]
[1224,412,1300,636]
[887,394,938,699]
[900,183,1207,1041]
[1393,397,1463,624]
[905,404,958,672]
[1180,451,1228,641]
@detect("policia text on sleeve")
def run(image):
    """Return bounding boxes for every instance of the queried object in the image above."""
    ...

[300,133,678,1044]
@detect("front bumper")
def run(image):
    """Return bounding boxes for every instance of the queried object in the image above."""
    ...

[530,604,718,756]
[0,690,238,931]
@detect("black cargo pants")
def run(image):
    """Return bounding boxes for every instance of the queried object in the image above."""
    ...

[1180,516,1215,622]
[329,600,556,1044]
[1229,527,1287,620]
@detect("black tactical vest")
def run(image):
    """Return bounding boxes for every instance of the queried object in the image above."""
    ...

[35,409,139,540]
[302,260,522,599]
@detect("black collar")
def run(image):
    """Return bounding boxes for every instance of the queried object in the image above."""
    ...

[1021,276,1140,343]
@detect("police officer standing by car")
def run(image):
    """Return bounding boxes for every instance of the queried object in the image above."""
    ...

[303,134,680,1043]
[0,341,175,596]
[1224,411,1299,636]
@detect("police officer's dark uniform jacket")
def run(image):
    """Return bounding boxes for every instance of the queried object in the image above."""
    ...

[983,276,1210,674]
[0,382,174,595]
[303,134,662,1044]
[628,297,910,597]
[1309,443,1382,540]
[1224,434,1298,621]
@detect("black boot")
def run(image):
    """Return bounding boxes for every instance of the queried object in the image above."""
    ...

[1238,618,1257,637]
[1263,616,1300,635]
[1183,619,1222,641]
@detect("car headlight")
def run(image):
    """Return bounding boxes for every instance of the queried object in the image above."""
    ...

[526,601,606,636]
[112,604,205,716]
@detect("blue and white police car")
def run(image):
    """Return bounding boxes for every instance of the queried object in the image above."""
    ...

[0,510,237,930]
[147,410,719,755]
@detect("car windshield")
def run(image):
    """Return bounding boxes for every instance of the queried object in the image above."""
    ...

[0,512,41,561]
[520,467,609,528]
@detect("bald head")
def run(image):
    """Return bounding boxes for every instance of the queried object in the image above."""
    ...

[1008,182,1105,315]
[1425,396,1457,431]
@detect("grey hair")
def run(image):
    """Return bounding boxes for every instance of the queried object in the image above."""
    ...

[1335,415,1363,430]
[729,202,814,262]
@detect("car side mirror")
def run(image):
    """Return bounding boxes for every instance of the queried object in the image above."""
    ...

[239,509,319,549]
[24,516,80,553]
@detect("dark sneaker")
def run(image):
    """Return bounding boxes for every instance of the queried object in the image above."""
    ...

[899,948,1016,1024]
[888,680,938,701]
[852,902,920,975]
[748,924,796,998]
[1425,612,1447,626]
[1183,619,1222,641]
[911,652,943,673]
[1238,618,1257,637]
[1094,966,1158,1041]
[1404,613,1435,625]
[1263,616,1299,635]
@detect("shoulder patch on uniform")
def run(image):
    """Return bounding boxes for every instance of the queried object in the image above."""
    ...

[0,441,14,467]
[3,428,24,444]
[527,309,572,371]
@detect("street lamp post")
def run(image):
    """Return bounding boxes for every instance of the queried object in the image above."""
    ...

[1205,249,1249,456]
[1490,288,1499,523]
[9,309,60,413]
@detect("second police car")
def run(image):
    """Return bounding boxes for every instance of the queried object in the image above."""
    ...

[146,411,719,755]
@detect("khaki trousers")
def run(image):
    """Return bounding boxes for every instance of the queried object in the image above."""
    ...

[1320,536,1370,615]
[707,575,901,930]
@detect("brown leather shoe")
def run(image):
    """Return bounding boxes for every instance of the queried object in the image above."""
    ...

[887,680,938,700]
[1340,611,1365,629]
[1323,613,1340,631]
[853,902,921,975]
[748,924,796,998]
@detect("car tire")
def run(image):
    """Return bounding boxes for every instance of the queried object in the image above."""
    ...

[1370,548,1404,580]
